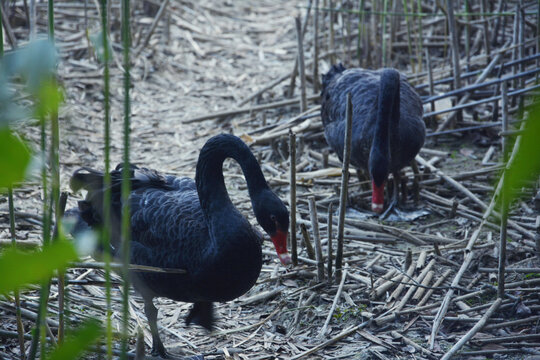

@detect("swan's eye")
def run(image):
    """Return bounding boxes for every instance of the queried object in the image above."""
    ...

[270,214,276,222]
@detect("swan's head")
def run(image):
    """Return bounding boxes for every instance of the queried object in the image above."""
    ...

[254,189,291,266]
[369,148,390,214]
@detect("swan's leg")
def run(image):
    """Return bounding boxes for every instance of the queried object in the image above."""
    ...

[379,172,400,219]
[144,297,168,358]
[410,159,420,204]
[186,302,214,331]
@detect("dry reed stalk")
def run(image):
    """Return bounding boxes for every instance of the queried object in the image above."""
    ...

[295,16,308,112]
[308,196,325,281]
[441,298,503,360]
[289,130,298,266]
[335,93,353,281]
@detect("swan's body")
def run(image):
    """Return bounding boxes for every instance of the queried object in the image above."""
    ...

[67,134,290,357]
[321,65,425,212]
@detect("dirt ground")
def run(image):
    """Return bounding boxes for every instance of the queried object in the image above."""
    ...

[2,0,540,359]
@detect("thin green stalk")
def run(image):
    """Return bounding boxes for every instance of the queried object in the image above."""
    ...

[381,0,388,66]
[28,120,52,360]
[414,0,423,72]
[402,0,415,72]
[0,0,3,56]
[47,0,54,40]
[47,0,64,344]
[121,0,132,357]
[100,0,113,358]
[8,189,26,360]
[356,0,364,65]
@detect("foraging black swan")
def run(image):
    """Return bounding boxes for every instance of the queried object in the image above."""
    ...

[66,134,290,357]
[321,64,425,214]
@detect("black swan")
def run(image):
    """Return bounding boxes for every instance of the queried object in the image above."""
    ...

[66,134,290,357]
[321,64,425,214]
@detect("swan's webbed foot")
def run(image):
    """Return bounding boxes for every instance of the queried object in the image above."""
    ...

[150,342,169,358]
[185,302,214,331]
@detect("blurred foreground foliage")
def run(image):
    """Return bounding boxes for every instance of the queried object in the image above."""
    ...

[501,101,540,206]
[1,40,101,358]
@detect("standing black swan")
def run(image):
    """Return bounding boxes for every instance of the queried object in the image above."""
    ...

[66,134,290,357]
[321,64,425,214]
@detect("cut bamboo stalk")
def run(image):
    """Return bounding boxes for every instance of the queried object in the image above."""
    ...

[436,52,502,132]
[313,0,320,93]
[309,196,325,282]
[446,0,461,93]
[498,80,509,299]
[8,189,26,360]
[318,268,347,338]
[295,16,307,112]
[412,270,434,302]
[287,0,312,98]
[335,93,353,281]
[440,298,503,360]
[387,263,415,303]
[134,0,169,57]
[300,223,316,260]
[289,130,298,266]
[327,202,333,283]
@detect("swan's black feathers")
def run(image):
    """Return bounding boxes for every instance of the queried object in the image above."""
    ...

[321,66,424,173]
[67,134,289,348]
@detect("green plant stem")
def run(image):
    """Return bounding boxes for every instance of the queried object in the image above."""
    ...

[121,0,131,357]
[381,0,388,66]
[28,115,53,360]
[8,189,26,360]
[402,0,415,72]
[0,1,4,56]
[100,0,113,358]
[47,0,54,40]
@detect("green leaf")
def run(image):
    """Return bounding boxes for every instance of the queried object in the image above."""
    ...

[501,103,540,205]
[35,79,64,119]
[48,319,102,360]
[0,239,78,294]
[89,30,112,63]
[0,128,31,188]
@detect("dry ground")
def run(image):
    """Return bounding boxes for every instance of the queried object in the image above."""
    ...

[1,0,540,359]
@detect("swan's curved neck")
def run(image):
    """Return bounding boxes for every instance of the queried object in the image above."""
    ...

[195,135,268,220]
[369,69,401,186]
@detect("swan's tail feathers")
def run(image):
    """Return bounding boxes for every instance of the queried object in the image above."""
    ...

[322,63,346,89]
[186,302,214,331]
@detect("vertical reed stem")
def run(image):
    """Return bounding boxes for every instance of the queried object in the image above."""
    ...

[313,0,320,93]
[308,196,324,282]
[381,0,388,67]
[289,130,298,266]
[498,81,509,299]
[121,0,132,356]
[100,0,113,357]
[295,16,307,112]
[8,190,26,359]
[329,0,335,64]
[327,202,333,283]
[335,93,353,282]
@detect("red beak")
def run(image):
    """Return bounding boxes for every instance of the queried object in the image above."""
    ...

[372,181,385,213]
[270,229,291,265]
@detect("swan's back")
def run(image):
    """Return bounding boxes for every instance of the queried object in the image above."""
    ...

[321,66,425,171]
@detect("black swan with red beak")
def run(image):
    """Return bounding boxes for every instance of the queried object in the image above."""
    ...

[321,64,425,214]
[66,134,290,357]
